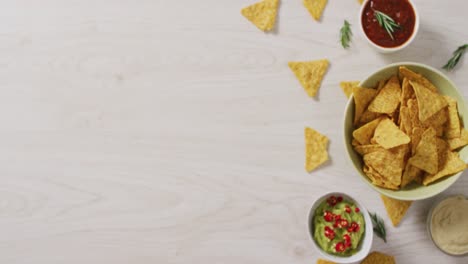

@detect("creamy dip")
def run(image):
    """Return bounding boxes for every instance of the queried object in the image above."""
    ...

[430,195,468,255]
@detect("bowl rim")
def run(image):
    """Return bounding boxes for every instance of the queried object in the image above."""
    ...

[358,0,420,53]
[343,62,468,201]
[307,191,373,263]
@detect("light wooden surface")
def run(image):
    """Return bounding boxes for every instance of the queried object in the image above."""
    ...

[0,0,467,263]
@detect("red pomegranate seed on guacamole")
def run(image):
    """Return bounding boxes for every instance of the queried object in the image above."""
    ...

[327,196,337,206]
[343,234,352,247]
[334,214,342,221]
[335,242,346,252]
[337,196,343,202]
[355,207,360,213]
[324,226,336,240]
[345,206,351,213]
[340,219,349,228]
[324,211,334,222]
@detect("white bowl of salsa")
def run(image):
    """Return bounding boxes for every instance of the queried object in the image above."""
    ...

[308,192,373,263]
[359,0,419,53]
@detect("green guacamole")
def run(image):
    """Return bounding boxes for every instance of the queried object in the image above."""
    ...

[313,196,365,256]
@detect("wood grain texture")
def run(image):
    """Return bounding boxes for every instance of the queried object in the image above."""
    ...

[0,0,466,263]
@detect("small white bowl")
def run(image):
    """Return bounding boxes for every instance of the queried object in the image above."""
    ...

[359,0,420,53]
[308,192,373,263]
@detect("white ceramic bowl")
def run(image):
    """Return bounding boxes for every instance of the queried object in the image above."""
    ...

[359,0,420,53]
[308,192,373,263]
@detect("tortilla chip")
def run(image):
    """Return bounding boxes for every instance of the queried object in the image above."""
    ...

[444,96,461,139]
[410,127,424,155]
[317,259,336,264]
[364,145,407,187]
[410,80,448,122]
[401,163,422,187]
[353,87,378,125]
[361,251,396,264]
[363,166,399,190]
[354,144,383,155]
[241,0,279,31]
[407,99,422,128]
[423,151,466,185]
[399,66,437,92]
[368,76,401,114]
[381,195,412,227]
[357,0,364,4]
[447,129,468,150]
[399,106,412,135]
[353,117,382,145]
[359,110,382,125]
[400,78,414,107]
[409,127,438,174]
[340,81,359,98]
[288,59,329,97]
[352,139,360,146]
[303,0,328,21]
[373,118,410,149]
[305,127,329,172]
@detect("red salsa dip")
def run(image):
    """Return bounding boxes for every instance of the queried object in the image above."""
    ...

[362,0,416,48]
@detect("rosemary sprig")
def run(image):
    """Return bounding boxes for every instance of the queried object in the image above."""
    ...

[374,10,401,40]
[442,44,468,71]
[370,212,387,243]
[340,20,353,49]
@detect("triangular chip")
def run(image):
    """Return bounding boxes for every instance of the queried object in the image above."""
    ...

[399,106,411,136]
[241,0,279,31]
[353,117,382,145]
[373,118,410,149]
[368,75,401,114]
[364,145,407,188]
[409,127,438,174]
[448,129,468,150]
[353,86,378,125]
[288,59,329,97]
[399,66,437,92]
[436,138,449,170]
[400,78,414,107]
[401,163,422,187]
[444,96,461,139]
[359,110,382,125]
[363,166,399,190]
[340,81,359,98]
[381,195,412,227]
[354,144,383,155]
[410,127,424,155]
[317,259,336,264]
[357,0,364,4]
[423,151,466,185]
[407,99,422,128]
[303,0,328,21]
[361,251,396,264]
[410,80,448,122]
[305,127,329,172]
[421,108,447,130]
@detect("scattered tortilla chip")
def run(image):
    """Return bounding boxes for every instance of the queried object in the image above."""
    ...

[368,76,401,114]
[305,127,329,172]
[381,195,412,227]
[340,81,359,98]
[317,259,336,264]
[361,251,396,264]
[401,163,422,187]
[399,66,437,92]
[354,144,383,155]
[423,151,466,185]
[447,129,468,150]
[241,0,279,31]
[289,59,329,97]
[373,118,410,149]
[410,80,448,122]
[410,127,424,155]
[357,0,364,4]
[353,117,382,145]
[409,127,438,174]
[444,96,461,139]
[364,145,407,188]
[353,86,378,125]
[303,0,328,21]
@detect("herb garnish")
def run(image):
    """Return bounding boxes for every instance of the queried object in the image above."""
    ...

[340,20,353,49]
[374,10,401,40]
[442,44,468,71]
[370,212,387,243]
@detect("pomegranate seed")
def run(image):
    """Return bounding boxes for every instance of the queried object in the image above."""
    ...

[340,219,349,228]
[337,196,343,202]
[327,196,337,206]
[355,207,360,213]
[349,222,360,232]
[347,227,354,232]
[345,206,351,213]
[334,214,342,221]
[343,234,351,247]
[335,242,345,252]
[324,226,336,240]
[324,211,334,222]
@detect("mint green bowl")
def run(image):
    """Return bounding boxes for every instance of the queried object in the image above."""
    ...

[344,62,468,201]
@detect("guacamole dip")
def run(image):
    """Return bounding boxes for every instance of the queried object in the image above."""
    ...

[313,195,365,255]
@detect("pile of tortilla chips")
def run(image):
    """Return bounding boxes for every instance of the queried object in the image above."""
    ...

[352,66,467,190]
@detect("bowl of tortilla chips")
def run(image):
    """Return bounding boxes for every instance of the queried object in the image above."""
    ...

[344,62,468,200]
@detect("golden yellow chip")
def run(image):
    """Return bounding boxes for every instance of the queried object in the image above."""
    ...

[409,127,438,174]
[317,259,336,264]
[400,78,414,107]
[407,99,422,128]
[363,145,407,188]
[399,66,437,92]
[363,166,399,190]
[373,118,410,149]
[241,0,279,31]
[447,129,468,150]
[354,144,383,155]
[410,80,448,122]
[353,117,382,145]
[421,108,447,130]
[289,59,329,97]
[303,0,328,21]
[368,76,401,114]
[381,195,412,227]
[353,86,378,125]
[305,127,329,172]
[423,151,466,185]
[361,251,396,264]
[410,127,424,155]
[340,81,359,98]
[401,163,422,187]
[399,106,411,135]
[444,96,461,139]
[359,110,382,125]
[357,0,364,4]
